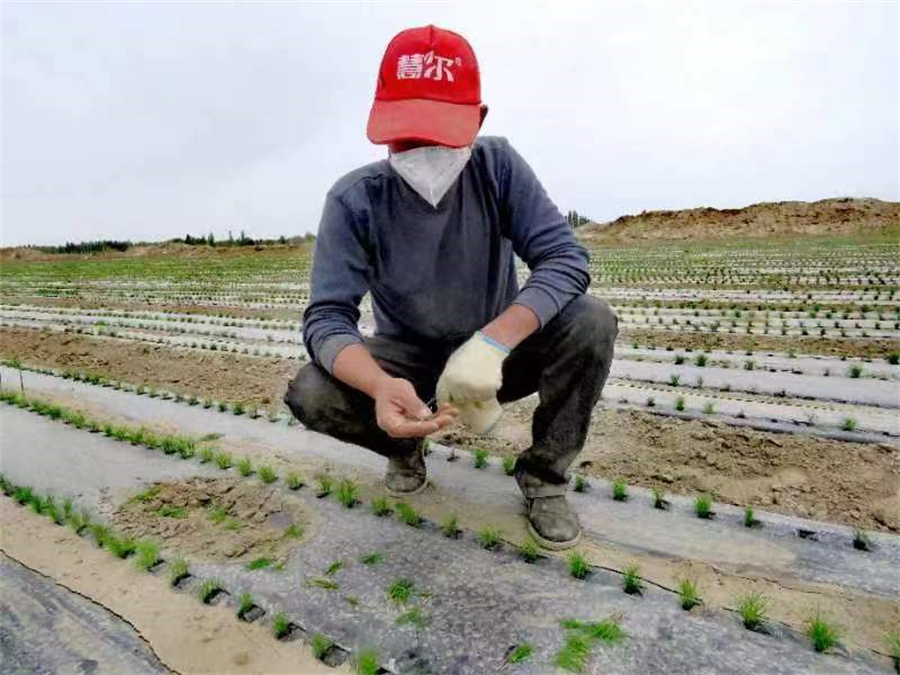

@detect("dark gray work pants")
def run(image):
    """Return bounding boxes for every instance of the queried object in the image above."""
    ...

[284,295,618,497]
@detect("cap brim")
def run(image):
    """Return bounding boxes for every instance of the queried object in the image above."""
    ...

[367,98,480,148]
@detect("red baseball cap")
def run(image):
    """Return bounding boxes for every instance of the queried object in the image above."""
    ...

[367,25,482,148]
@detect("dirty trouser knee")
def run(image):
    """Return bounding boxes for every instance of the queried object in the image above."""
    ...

[499,295,618,498]
[283,337,442,459]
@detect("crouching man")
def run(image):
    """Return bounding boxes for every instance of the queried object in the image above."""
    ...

[285,25,617,549]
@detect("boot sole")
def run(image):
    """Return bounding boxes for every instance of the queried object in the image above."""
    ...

[384,479,429,498]
[527,521,582,551]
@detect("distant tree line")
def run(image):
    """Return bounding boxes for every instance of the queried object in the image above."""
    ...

[36,240,133,254]
[566,210,592,228]
[174,230,315,247]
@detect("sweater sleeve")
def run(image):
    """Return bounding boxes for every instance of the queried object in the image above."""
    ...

[498,139,591,327]
[302,193,370,373]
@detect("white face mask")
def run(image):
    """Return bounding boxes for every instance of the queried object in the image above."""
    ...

[389,145,472,208]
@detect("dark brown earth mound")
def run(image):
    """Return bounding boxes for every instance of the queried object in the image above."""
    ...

[581,197,899,241]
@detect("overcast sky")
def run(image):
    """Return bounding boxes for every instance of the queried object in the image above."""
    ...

[1,1,898,246]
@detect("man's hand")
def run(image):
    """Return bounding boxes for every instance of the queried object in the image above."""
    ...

[375,377,458,438]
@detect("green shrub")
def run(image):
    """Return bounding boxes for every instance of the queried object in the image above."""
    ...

[371,496,392,517]
[286,473,304,489]
[694,494,714,519]
[737,592,770,630]
[395,502,421,527]
[337,479,359,508]
[237,457,254,477]
[622,563,643,595]
[198,578,224,604]
[805,609,841,653]
[611,480,628,502]
[258,465,277,484]
[271,612,290,639]
[502,456,516,476]
[478,526,503,550]
[134,541,161,571]
[442,513,461,538]
[169,557,190,586]
[473,448,489,469]
[678,578,701,610]
[567,550,590,579]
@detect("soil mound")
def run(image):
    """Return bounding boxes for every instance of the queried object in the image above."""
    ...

[581,197,899,242]
[111,477,311,561]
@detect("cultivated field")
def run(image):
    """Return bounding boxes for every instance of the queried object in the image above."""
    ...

[1,206,898,673]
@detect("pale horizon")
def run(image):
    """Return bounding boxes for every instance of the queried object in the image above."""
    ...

[2,1,898,247]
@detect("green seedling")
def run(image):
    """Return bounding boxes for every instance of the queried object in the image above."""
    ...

[354,649,380,675]
[668,374,681,386]
[567,550,590,579]
[694,494,714,519]
[217,401,228,413]
[622,563,643,595]
[848,365,863,378]
[395,502,421,527]
[208,506,229,524]
[744,505,759,527]
[106,534,136,559]
[188,395,199,406]
[853,528,873,551]
[612,479,628,501]
[737,591,770,631]
[134,540,161,571]
[495,456,514,478]
[678,578,701,610]
[214,452,233,469]
[841,417,858,432]
[14,485,34,505]
[371,496,392,517]
[337,479,359,508]
[286,473,304,490]
[507,643,534,664]
[396,607,428,629]
[387,578,415,604]
[199,447,215,463]
[554,633,592,672]
[478,526,503,550]
[198,578,224,604]
[272,612,291,639]
[574,474,589,493]
[246,557,272,571]
[237,592,255,620]
[325,560,343,577]
[646,396,656,407]
[237,457,254,477]
[344,595,360,607]
[442,513,461,538]
[285,523,304,539]
[132,486,161,503]
[316,473,333,497]
[695,353,708,367]
[306,577,340,591]
[68,509,92,534]
[519,537,541,563]
[702,402,715,415]
[473,448,489,469]
[883,631,900,671]
[233,402,246,416]
[651,488,668,510]
[675,396,686,411]
[887,352,900,365]
[158,505,187,519]
[361,551,383,565]
[258,465,277,484]
[311,633,334,660]
[806,609,841,653]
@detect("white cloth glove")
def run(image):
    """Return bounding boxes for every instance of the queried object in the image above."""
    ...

[436,332,509,434]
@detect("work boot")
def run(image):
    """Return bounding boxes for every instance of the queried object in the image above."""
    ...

[526,495,582,550]
[384,442,427,496]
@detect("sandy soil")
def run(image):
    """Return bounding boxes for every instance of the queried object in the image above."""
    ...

[620,327,900,361]
[112,477,312,562]
[0,498,344,674]
[0,326,298,408]
[4,324,899,532]
[441,403,900,533]
[582,197,899,241]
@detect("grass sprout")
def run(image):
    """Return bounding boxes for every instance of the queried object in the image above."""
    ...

[285,523,304,539]
[744,505,759,528]
[246,557,272,571]
[395,502,421,527]
[236,457,254,477]
[853,528,873,551]
[134,540,161,571]
[567,550,590,579]
[677,578,701,610]
[371,496,392,517]
[169,557,189,586]
[237,592,255,620]
[337,479,359,508]
[442,513,461,538]
[507,643,534,664]
[473,448,489,469]
[316,473,333,497]
[387,578,415,605]
[214,451,233,469]
[272,612,290,639]
[478,526,503,550]
[737,591,770,631]
[612,479,628,501]
[574,474,589,493]
[286,472,304,489]
[198,578,224,604]
[694,493,714,519]
[651,488,668,510]
[354,649,380,675]
[360,551,383,565]
[396,607,427,629]
[258,465,277,484]
[311,634,334,660]
[805,609,841,653]
[622,563,643,595]
[502,456,516,476]
[520,537,541,563]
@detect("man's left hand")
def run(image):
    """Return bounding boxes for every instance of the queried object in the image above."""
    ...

[436,332,509,431]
